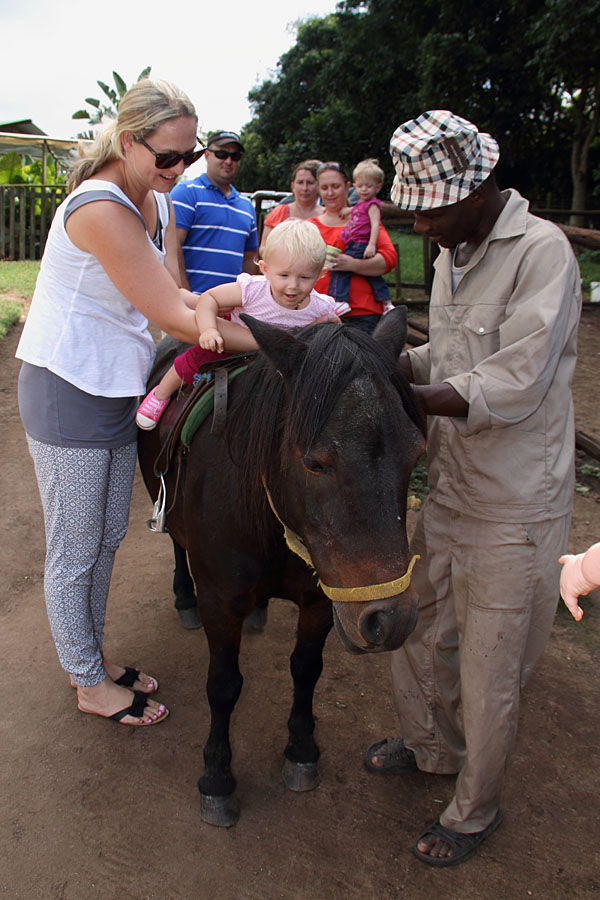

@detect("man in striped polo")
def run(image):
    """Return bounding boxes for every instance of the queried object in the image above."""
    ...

[171,130,259,292]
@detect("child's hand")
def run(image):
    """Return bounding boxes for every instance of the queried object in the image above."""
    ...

[199,328,224,353]
[364,242,377,259]
[558,553,590,621]
[311,314,342,325]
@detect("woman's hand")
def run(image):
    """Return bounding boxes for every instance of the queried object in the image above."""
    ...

[331,252,387,276]
[330,252,357,272]
[199,327,224,353]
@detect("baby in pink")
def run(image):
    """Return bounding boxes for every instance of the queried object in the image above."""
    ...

[136,218,345,429]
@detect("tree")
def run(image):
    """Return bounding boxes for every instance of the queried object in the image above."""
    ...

[72,67,152,135]
[238,0,598,214]
[238,6,423,192]
[530,0,600,223]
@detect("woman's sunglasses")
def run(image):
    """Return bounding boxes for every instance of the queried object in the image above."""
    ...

[136,135,205,170]
[207,148,243,162]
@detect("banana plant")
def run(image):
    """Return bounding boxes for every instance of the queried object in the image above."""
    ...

[72,67,152,134]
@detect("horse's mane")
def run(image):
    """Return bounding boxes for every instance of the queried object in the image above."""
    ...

[225,322,425,525]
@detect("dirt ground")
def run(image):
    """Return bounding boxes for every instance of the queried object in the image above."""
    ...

[1,307,599,900]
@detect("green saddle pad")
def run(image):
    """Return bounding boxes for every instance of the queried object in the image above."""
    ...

[180,364,249,448]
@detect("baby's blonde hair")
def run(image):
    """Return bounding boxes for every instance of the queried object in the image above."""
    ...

[262,218,327,270]
[353,158,384,185]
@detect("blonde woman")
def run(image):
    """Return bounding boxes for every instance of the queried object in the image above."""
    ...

[15,79,249,728]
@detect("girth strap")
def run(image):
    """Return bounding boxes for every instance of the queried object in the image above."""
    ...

[211,366,229,436]
[263,484,419,602]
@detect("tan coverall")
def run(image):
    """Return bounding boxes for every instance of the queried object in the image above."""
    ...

[393,189,582,833]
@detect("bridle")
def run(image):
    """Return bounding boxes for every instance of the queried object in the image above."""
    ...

[263,484,419,603]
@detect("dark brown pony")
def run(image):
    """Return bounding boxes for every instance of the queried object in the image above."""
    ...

[138,308,425,826]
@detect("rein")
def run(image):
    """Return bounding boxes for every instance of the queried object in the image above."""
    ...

[263,484,419,603]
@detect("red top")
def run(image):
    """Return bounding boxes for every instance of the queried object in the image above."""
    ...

[309,217,397,317]
[264,203,291,228]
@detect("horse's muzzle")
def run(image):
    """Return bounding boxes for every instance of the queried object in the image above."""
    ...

[332,589,418,654]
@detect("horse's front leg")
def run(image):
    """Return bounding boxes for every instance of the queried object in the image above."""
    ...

[197,610,244,827]
[283,591,333,792]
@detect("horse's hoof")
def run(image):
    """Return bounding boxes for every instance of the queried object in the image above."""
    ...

[199,792,240,827]
[282,759,320,792]
[244,606,268,632]
[177,607,203,630]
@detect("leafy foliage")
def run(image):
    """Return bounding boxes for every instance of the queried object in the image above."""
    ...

[0,152,66,185]
[72,67,152,133]
[236,0,599,211]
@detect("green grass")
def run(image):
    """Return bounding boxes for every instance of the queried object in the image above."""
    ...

[0,260,40,338]
[0,297,23,338]
[385,228,424,287]
[0,259,41,298]
[576,250,600,296]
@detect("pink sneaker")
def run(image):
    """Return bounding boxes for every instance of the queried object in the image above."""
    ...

[382,300,395,315]
[136,388,170,430]
[333,300,352,317]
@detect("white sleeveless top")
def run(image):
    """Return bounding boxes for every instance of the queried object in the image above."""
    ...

[16,180,170,397]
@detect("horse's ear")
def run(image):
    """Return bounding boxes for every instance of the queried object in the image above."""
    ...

[372,305,408,358]
[240,313,308,377]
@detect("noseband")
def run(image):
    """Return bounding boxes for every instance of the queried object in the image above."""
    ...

[263,485,419,603]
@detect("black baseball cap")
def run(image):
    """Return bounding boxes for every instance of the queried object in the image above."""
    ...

[206,131,244,152]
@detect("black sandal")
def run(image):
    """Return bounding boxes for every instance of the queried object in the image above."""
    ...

[413,808,503,867]
[113,666,158,693]
[78,691,169,727]
[364,737,418,774]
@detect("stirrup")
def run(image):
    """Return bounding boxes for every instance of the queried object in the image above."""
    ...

[147,473,168,533]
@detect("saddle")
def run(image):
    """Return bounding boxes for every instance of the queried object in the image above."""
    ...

[147,352,255,532]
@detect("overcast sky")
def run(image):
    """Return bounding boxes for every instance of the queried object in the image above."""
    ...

[0,0,339,139]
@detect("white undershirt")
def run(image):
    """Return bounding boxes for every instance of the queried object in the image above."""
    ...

[451,243,469,293]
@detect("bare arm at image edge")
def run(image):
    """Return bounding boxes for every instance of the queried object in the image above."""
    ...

[175,227,192,290]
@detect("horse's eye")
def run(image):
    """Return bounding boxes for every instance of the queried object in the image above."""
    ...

[302,455,326,473]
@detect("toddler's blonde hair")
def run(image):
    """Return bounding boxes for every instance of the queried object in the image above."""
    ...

[262,218,327,270]
[353,158,384,185]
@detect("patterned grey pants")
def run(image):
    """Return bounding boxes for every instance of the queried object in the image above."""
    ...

[26,436,137,686]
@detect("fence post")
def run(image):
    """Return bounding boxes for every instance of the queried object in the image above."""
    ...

[39,187,48,257]
[0,186,5,258]
[394,242,401,300]
[8,189,16,260]
[18,186,27,260]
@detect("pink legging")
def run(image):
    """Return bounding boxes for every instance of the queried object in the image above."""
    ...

[173,346,232,385]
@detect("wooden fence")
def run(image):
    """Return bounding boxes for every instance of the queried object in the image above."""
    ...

[0,184,68,260]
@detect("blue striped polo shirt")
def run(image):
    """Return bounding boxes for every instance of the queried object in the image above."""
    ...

[170,173,258,293]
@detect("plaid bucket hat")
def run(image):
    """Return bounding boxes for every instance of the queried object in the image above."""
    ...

[389,110,499,210]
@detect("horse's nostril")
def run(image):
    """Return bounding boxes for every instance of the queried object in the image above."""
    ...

[360,608,395,646]
[358,599,418,650]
